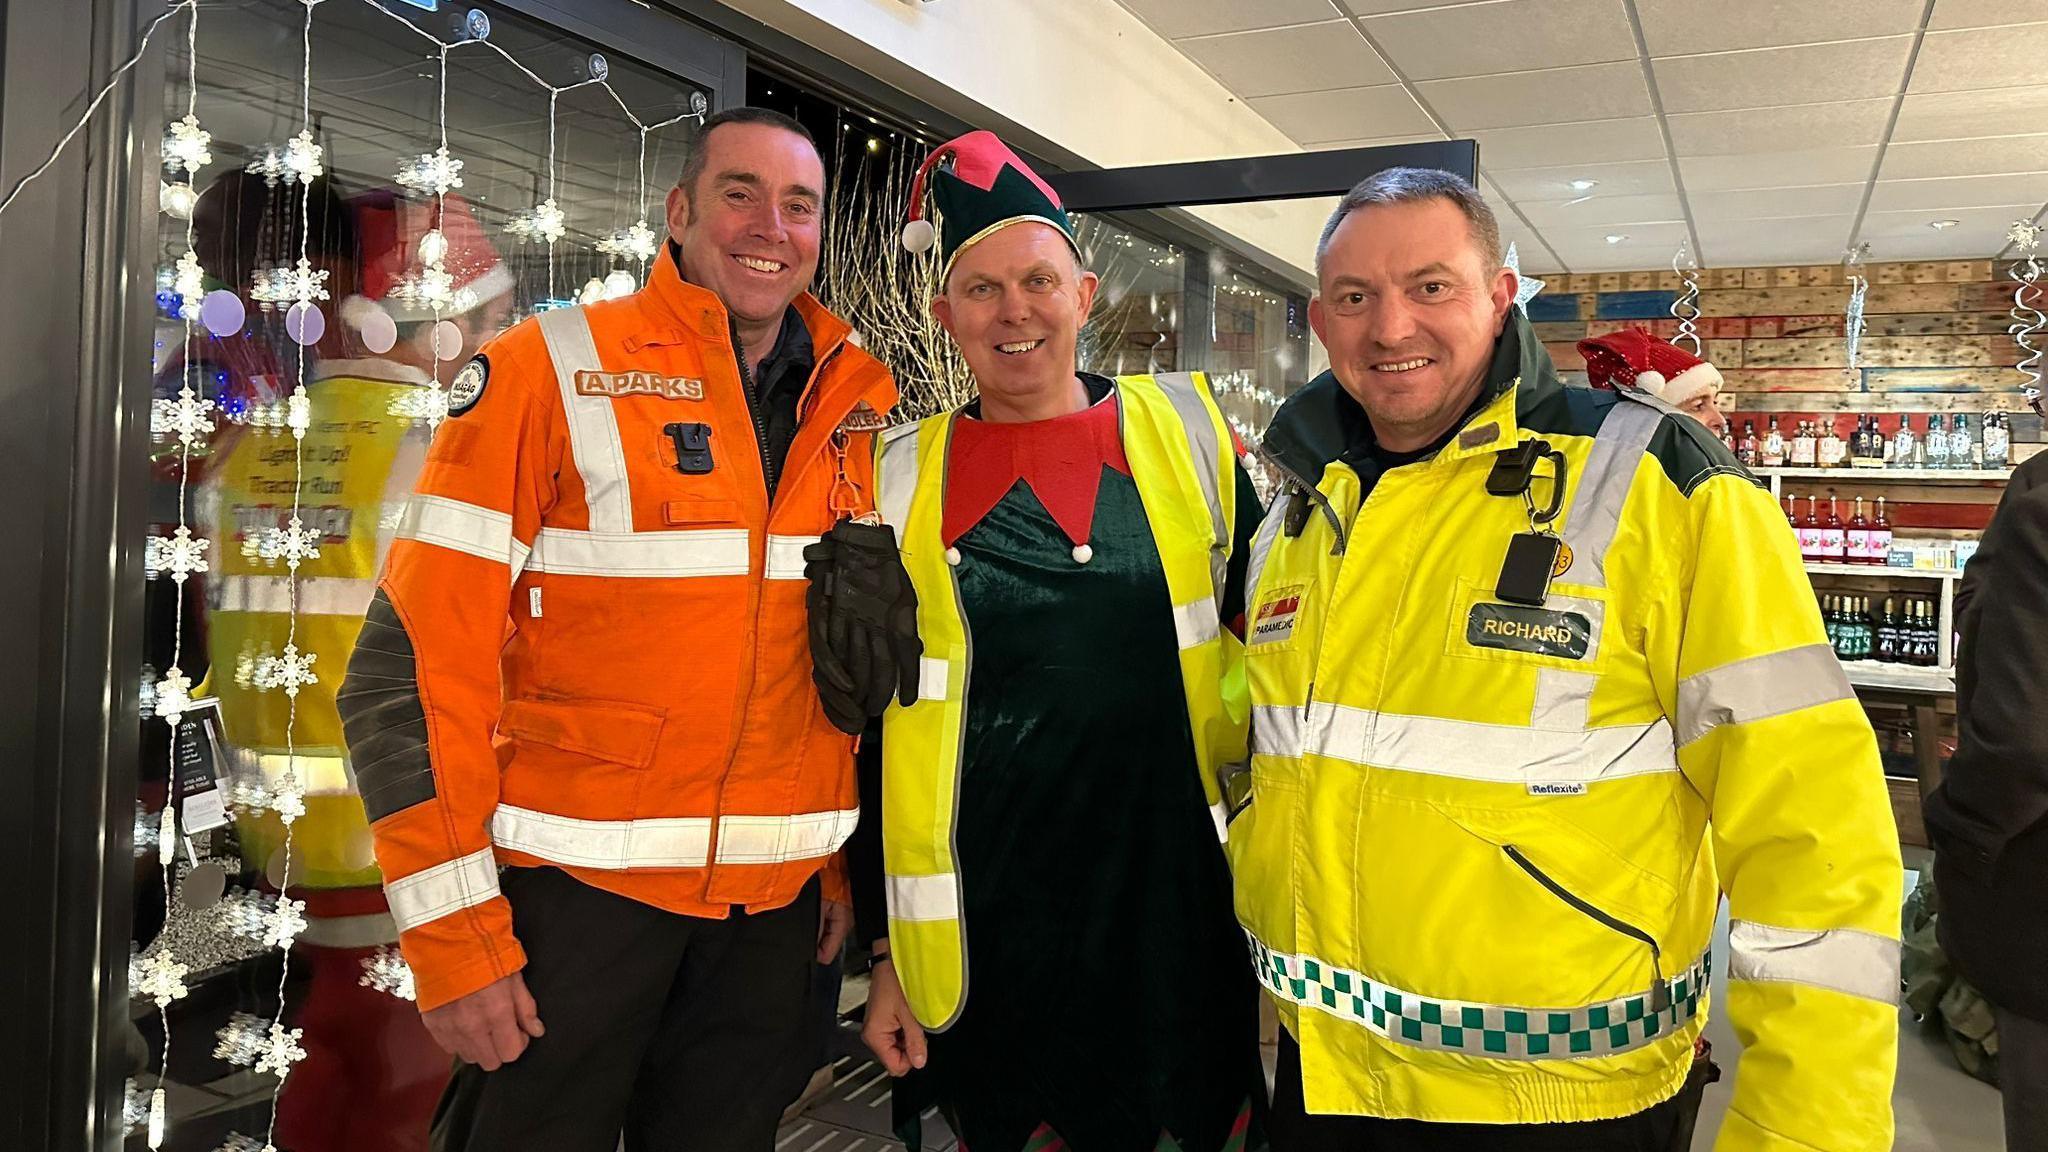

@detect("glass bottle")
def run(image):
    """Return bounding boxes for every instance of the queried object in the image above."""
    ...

[1948,413,1973,470]
[1984,411,2011,468]
[1871,496,1894,564]
[1762,416,1787,467]
[1801,495,1823,562]
[1890,415,1916,470]
[1739,420,1759,467]
[1819,419,1845,468]
[1823,595,1841,654]
[1926,413,1950,470]
[1876,596,1897,664]
[1821,494,1846,561]
[1790,420,1817,467]
[1846,495,1871,563]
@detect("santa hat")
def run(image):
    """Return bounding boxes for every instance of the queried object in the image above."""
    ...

[1577,327,1722,405]
[349,191,513,325]
[901,130,1077,280]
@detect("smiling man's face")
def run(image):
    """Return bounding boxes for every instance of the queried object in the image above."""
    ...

[665,121,824,327]
[931,221,1098,408]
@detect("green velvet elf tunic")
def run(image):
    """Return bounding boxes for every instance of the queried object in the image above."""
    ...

[852,374,1267,1152]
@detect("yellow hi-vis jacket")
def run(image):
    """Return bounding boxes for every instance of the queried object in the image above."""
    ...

[873,373,1250,1030]
[1236,344,1901,1150]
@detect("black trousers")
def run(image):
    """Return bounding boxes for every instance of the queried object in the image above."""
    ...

[431,866,821,1152]
[1269,1033,1687,1152]
[1998,1006,2048,1152]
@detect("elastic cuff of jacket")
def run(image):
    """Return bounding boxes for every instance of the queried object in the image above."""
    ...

[407,937,529,1013]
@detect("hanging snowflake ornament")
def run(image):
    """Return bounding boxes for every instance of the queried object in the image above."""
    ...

[132,950,190,1008]
[388,385,450,429]
[213,1011,270,1067]
[252,645,317,699]
[396,146,465,196]
[2008,220,2041,251]
[254,1021,308,1077]
[279,257,330,306]
[245,145,287,187]
[123,1078,152,1135]
[146,526,211,583]
[598,220,660,262]
[271,770,307,826]
[155,667,193,723]
[172,250,206,320]
[507,197,567,244]
[162,114,213,177]
[254,516,322,569]
[283,129,324,185]
[260,895,307,949]
[151,386,216,450]
[218,888,280,941]
[394,264,457,312]
[360,945,418,1001]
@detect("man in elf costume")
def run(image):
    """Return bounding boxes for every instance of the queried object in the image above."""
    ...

[819,130,1268,1152]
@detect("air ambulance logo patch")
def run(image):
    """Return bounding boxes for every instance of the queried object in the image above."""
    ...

[448,356,488,416]
[1250,585,1305,647]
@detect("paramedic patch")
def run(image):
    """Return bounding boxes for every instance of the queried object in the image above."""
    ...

[448,356,488,416]
[574,369,705,401]
[1251,585,1304,646]
[1465,602,1592,660]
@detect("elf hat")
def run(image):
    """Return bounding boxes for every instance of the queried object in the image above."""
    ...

[901,130,1077,280]
[1577,327,1723,405]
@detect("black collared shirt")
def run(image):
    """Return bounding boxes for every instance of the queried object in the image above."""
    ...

[736,306,814,500]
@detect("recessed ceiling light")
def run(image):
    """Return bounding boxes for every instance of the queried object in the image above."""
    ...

[1570,179,1599,192]
[1929,219,1959,230]
[1605,234,1628,244]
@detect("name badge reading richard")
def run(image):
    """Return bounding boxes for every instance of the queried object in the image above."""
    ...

[1465,602,1592,660]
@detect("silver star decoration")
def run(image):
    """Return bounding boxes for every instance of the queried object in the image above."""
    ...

[132,950,190,1008]
[259,895,307,949]
[598,220,660,262]
[155,667,193,723]
[252,644,317,699]
[254,1021,307,1077]
[283,129,324,185]
[507,197,567,244]
[152,386,216,449]
[388,385,450,430]
[359,946,418,1001]
[172,250,206,321]
[254,516,322,570]
[2009,220,2041,252]
[162,114,213,176]
[1505,243,1546,313]
[396,146,465,196]
[145,526,210,583]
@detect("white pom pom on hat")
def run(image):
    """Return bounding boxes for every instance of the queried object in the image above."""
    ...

[1636,370,1667,393]
[902,218,936,254]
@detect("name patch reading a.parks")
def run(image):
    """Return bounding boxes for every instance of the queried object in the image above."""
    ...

[1465,602,1592,660]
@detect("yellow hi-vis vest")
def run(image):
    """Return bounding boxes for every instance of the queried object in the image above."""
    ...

[873,373,1249,1031]
[1233,380,1902,1149]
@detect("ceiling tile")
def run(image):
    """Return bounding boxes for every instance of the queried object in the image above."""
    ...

[1652,38,1912,113]
[1113,0,1342,40]
[1358,0,1637,81]
[1247,84,1438,145]
[1174,21,1394,98]
[1689,184,1865,220]
[1893,85,2048,141]
[1519,193,1685,228]
[1545,220,1693,263]
[1911,23,2048,93]
[1666,99,1892,156]
[1867,172,2048,212]
[1678,146,1879,192]
[1881,135,2048,180]
[1859,203,2042,247]
[1467,117,1668,170]
[1698,218,1855,266]
[1929,1,2048,28]
[1414,62,1649,130]
[1852,229,2022,260]
[1635,0,1923,54]
[1485,159,1675,201]
[1344,0,1496,12]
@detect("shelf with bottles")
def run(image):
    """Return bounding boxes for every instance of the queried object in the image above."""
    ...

[1803,562,1961,579]
[1754,466,2012,482]
[1836,661,1955,696]
[1819,591,1953,680]
[1730,410,2018,477]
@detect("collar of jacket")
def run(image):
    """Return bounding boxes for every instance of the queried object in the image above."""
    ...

[1262,306,1563,484]
[628,240,855,363]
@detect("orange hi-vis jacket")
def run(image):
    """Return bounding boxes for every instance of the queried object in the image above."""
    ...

[345,253,897,1010]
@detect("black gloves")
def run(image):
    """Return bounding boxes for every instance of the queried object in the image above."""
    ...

[804,518,923,735]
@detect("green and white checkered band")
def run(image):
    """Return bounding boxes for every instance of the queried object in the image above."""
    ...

[1248,933,1710,1060]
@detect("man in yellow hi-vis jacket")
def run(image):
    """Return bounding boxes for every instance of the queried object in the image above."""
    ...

[1234,167,1902,1152]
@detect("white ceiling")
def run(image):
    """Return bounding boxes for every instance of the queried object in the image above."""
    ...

[1113,0,2048,272]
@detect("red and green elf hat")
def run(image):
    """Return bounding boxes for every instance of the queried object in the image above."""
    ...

[901,130,1078,279]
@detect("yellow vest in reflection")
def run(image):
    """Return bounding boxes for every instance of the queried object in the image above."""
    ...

[871,373,1249,1030]
[205,359,435,888]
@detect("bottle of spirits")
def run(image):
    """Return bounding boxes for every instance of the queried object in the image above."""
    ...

[1791,420,1818,467]
[1823,595,1841,654]
[1721,423,1737,456]
[1858,597,1875,660]
[1876,596,1898,663]
[1762,416,1787,467]
[1890,415,1917,470]
[1914,602,1936,666]
[1949,413,1974,470]
[1801,495,1823,562]
[1846,495,1871,563]
[1984,411,2011,468]
[1927,414,1950,470]
[1822,494,1847,561]
[1870,496,1894,564]
[1860,416,1886,468]
[1739,420,1760,467]
[1819,420,1846,468]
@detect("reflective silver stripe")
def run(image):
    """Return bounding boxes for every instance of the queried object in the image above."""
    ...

[1151,372,1229,603]
[766,533,820,580]
[214,574,377,616]
[1208,798,1230,843]
[1251,703,1302,758]
[917,657,949,702]
[1303,701,1678,784]
[397,494,531,576]
[714,808,861,864]
[1728,921,1899,1005]
[1558,398,1662,589]
[886,872,960,922]
[1675,644,1855,747]
[492,804,712,868]
[296,911,401,949]
[384,848,500,933]
[1244,492,1291,609]
[537,306,634,535]
[1172,598,1221,651]
[1524,593,1608,730]
[525,527,749,577]
[1249,931,1712,1060]
[876,423,921,532]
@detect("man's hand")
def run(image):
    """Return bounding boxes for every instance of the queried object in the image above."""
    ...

[818,897,853,964]
[420,972,544,1072]
[861,954,927,1076]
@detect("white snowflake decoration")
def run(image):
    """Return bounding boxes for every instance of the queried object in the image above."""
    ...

[245,144,286,186]
[394,264,457,311]
[231,398,291,434]
[152,386,215,450]
[218,888,279,940]
[249,264,291,308]
[252,645,317,699]
[274,257,329,306]
[132,950,190,1008]
[229,778,277,817]
[507,197,567,244]
[146,526,210,583]
[253,516,322,569]
[133,802,160,859]
[123,1078,151,1135]
[359,946,418,1001]
[213,1011,270,1067]
[388,385,450,429]
[598,220,660,262]
[283,129,324,185]
[254,1022,308,1077]
[173,250,206,320]
[155,667,193,722]
[162,114,213,176]
[271,770,307,826]
[2010,220,2041,252]
[396,146,465,196]
[260,895,307,949]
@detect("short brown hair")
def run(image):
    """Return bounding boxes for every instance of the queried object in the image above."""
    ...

[1316,167,1502,279]
[674,107,820,197]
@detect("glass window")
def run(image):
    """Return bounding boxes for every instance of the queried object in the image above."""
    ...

[1073,212,1184,379]
[1208,259,1310,452]
[137,4,712,1147]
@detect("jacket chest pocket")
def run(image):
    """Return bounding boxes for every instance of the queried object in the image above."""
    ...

[1443,576,1611,677]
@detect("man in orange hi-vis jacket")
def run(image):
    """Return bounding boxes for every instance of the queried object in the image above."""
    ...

[337,107,900,1152]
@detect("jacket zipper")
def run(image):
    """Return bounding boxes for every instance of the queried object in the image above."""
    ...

[730,318,779,501]
[1502,844,1670,1014]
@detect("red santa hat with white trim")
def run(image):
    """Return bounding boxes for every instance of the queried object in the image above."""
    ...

[1576,327,1723,405]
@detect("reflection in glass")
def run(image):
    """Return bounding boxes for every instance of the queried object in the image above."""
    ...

[1073,212,1183,380]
